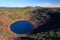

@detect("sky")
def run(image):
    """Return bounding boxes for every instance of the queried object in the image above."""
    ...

[0,0,60,7]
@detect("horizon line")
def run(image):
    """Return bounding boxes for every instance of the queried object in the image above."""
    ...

[0,6,60,8]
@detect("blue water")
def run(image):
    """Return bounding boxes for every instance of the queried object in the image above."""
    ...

[10,21,34,34]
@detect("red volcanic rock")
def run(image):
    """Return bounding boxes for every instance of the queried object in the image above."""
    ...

[0,16,14,37]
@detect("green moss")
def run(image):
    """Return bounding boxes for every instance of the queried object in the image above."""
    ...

[0,21,3,26]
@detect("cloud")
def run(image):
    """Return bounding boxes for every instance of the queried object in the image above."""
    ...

[0,4,22,7]
[36,3,60,7]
